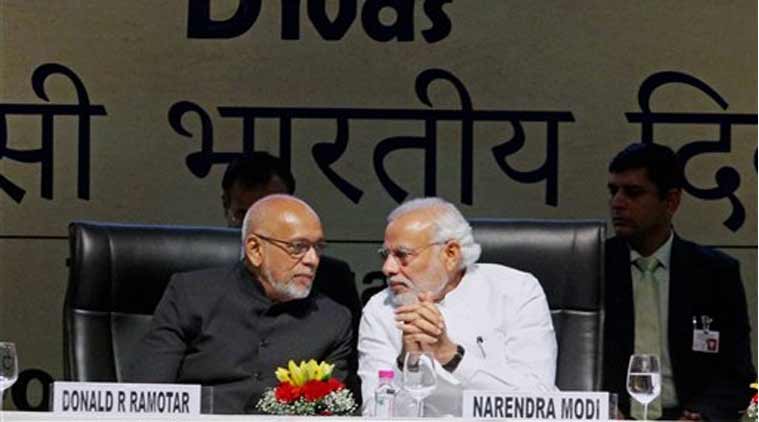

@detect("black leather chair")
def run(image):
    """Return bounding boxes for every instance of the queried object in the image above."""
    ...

[469,218,605,391]
[64,221,242,381]
[65,219,605,393]
[64,220,361,383]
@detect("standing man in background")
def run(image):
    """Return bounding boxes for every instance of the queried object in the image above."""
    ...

[603,143,755,420]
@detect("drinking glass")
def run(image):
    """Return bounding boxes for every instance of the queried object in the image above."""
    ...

[402,351,437,417]
[626,354,660,421]
[0,342,18,412]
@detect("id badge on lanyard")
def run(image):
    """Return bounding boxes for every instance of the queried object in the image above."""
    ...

[692,315,719,353]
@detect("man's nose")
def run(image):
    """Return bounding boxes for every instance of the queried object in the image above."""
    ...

[381,254,399,276]
[301,246,319,267]
[610,191,627,209]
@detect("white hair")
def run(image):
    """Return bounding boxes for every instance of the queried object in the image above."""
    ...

[239,205,253,258]
[387,197,481,270]
[240,203,256,246]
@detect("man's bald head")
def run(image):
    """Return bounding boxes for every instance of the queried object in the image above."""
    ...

[241,194,325,302]
[241,194,320,241]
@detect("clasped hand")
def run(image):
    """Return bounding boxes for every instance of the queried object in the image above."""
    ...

[395,292,458,365]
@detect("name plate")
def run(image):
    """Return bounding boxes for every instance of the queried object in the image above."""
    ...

[52,382,202,415]
[463,390,610,421]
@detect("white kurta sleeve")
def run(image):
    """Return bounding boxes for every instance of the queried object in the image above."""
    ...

[449,273,557,391]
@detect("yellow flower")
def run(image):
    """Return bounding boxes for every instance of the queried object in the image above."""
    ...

[275,360,335,387]
[319,361,335,379]
[289,360,306,386]
[275,367,292,384]
[304,359,320,380]
[751,383,757,390]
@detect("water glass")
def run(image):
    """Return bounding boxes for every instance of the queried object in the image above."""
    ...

[0,343,18,411]
[626,354,661,421]
[402,351,437,417]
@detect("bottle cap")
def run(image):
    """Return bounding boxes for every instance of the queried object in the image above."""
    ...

[378,369,394,379]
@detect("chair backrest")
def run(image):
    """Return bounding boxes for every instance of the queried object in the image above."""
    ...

[64,221,241,381]
[469,218,605,391]
[65,219,605,390]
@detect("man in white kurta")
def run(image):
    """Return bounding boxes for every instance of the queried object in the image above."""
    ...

[358,198,557,417]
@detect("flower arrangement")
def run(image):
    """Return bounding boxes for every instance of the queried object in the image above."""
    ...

[256,359,358,415]
[745,383,758,422]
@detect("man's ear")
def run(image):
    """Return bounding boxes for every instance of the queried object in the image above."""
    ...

[245,235,263,266]
[665,188,682,218]
[443,241,462,272]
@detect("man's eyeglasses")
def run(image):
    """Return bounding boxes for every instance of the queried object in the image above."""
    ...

[377,241,446,266]
[254,233,327,259]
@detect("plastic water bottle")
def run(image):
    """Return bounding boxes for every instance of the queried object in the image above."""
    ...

[374,369,396,417]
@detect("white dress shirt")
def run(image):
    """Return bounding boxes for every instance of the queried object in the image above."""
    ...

[358,263,558,416]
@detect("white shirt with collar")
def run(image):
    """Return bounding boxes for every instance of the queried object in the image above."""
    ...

[629,232,678,408]
[358,263,557,417]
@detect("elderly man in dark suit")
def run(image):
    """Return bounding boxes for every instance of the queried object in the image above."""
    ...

[220,153,362,333]
[126,195,355,413]
[603,143,755,420]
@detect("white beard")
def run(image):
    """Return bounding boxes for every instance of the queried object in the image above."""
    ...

[390,257,448,306]
[264,267,312,301]
[391,291,419,307]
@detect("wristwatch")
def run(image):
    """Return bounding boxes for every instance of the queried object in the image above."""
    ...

[396,354,404,370]
[396,345,466,372]
[442,344,465,372]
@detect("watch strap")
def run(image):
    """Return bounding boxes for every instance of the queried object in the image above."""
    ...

[442,344,465,372]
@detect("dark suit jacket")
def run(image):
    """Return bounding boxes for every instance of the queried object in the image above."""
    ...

[312,256,361,342]
[312,256,363,400]
[603,234,756,420]
[125,263,355,414]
